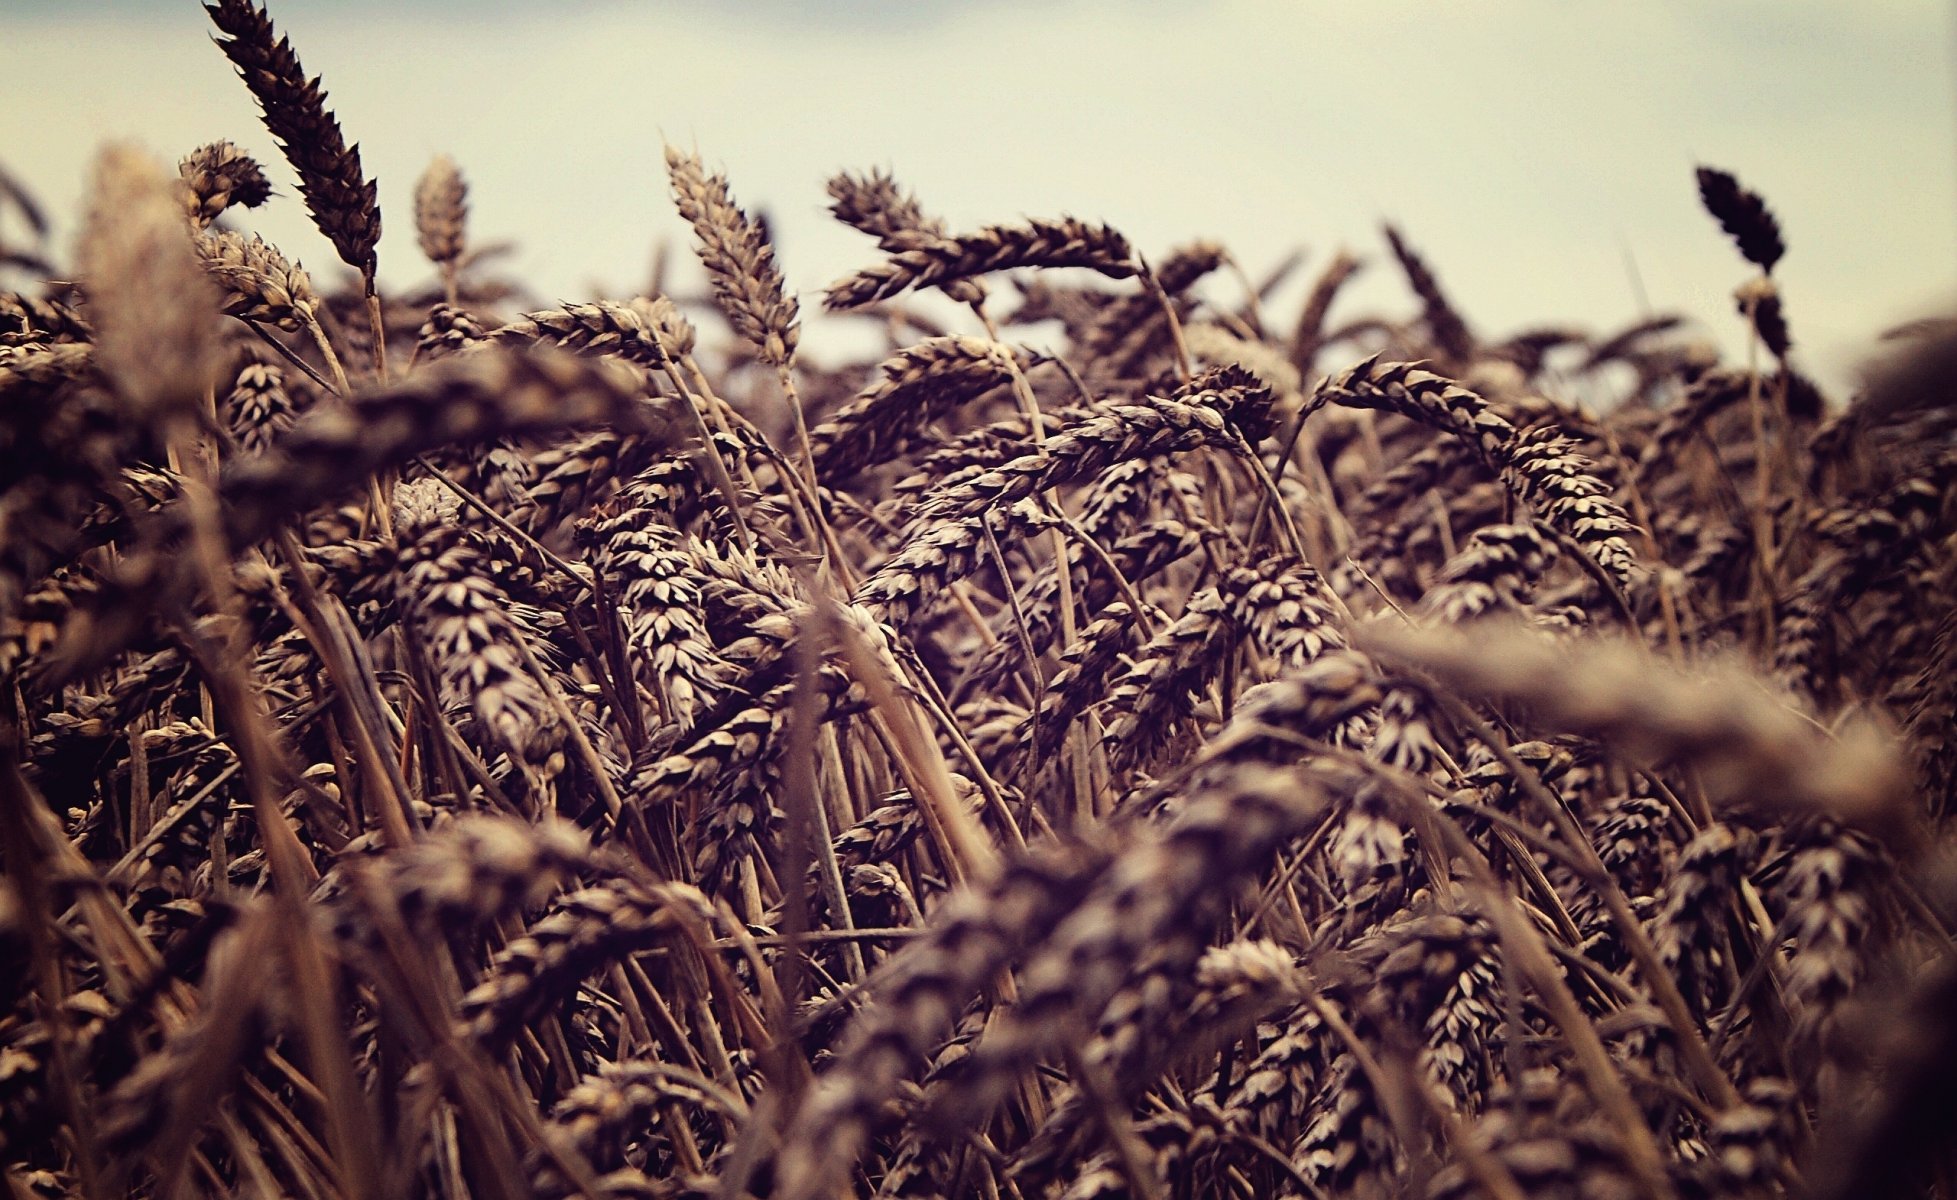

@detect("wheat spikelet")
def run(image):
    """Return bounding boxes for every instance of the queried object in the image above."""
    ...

[591,515,735,726]
[1418,522,1559,623]
[629,293,696,358]
[414,301,488,360]
[923,764,1333,1141]
[1098,571,1249,770]
[771,839,1116,1200]
[1079,239,1224,374]
[394,479,567,790]
[1650,824,1752,1020]
[0,293,91,347]
[908,366,1273,528]
[456,878,713,1049]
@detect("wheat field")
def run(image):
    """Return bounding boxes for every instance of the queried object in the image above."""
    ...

[3,3,1956,1198]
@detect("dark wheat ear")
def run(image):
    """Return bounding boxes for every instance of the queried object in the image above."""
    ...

[823,216,1137,311]
[206,0,381,289]
[1695,164,1785,275]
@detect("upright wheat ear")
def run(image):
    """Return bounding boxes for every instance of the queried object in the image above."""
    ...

[206,0,381,288]
[78,143,221,423]
[1696,164,1785,275]
[664,144,798,369]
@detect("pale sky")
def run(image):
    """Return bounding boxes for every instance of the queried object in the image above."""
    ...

[4,1,1953,397]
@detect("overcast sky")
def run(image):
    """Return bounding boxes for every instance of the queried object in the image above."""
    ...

[4,1,1953,396]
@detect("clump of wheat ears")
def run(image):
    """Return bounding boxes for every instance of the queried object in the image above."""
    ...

[3,5,1956,1199]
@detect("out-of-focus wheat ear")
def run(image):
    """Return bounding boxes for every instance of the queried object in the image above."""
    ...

[1289,247,1362,370]
[0,341,93,401]
[1696,165,1785,275]
[414,153,468,302]
[1363,620,1912,841]
[78,143,223,426]
[1776,825,1881,1059]
[824,216,1138,311]
[206,0,381,289]
[768,838,1117,1200]
[0,293,92,347]
[176,140,272,230]
[96,901,279,1195]
[1633,366,1756,486]
[43,348,683,682]
[1734,276,1793,361]
[664,145,798,370]
[194,230,319,332]
[1383,224,1473,364]
[328,814,596,951]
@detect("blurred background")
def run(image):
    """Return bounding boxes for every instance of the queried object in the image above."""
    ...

[3,0,1953,396]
